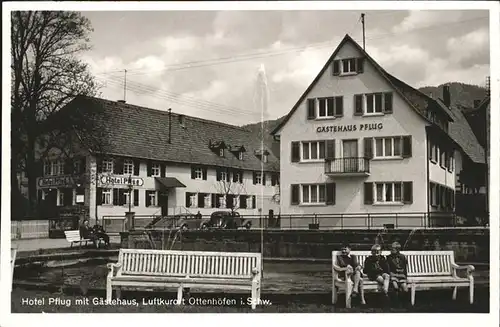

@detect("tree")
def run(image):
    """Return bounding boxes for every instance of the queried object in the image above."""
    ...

[11,11,100,216]
[213,171,248,214]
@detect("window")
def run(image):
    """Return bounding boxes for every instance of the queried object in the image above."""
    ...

[255,172,262,184]
[151,163,161,177]
[194,168,203,180]
[301,141,326,161]
[220,170,228,182]
[57,190,64,206]
[309,97,343,119]
[233,196,239,209]
[204,194,211,208]
[46,161,63,176]
[146,190,157,207]
[301,184,326,204]
[430,183,437,207]
[234,171,241,183]
[44,162,52,176]
[374,182,403,203]
[102,189,112,205]
[103,159,114,173]
[219,148,225,157]
[263,154,268,163]
[246,196,253,209]
[238,152,243,160]
[342,58,357,74]
[363,92,392,115]
[219,195,226,209]
[374,137,402,158]
[73,160,81,174]
[190,194,197,207]
[123,160,134,175]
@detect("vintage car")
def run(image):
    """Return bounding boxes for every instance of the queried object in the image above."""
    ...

[146,214,207,230]
[202,211,252,230]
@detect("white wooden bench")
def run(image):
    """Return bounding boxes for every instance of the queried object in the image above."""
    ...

[11,247,17,293]
[332,250,475,308]
[64,230,103,248]
[107,249,262,309]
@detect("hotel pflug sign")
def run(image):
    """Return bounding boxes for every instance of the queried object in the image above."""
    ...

[37,175,75,188]
[316,123,383,133]
[98,174,144,187]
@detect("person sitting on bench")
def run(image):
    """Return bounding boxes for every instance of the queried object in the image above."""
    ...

[363,244,390,297]
[336,243,366,305]
[79,219,101,248]
[387,242,409,295]
[93,222,110,248]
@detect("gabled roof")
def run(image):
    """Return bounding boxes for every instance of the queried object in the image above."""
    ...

[62,96,279,172]
[271,34,453,135]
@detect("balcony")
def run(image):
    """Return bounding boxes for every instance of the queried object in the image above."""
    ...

[324,157,370,176]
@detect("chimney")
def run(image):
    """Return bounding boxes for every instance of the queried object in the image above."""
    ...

[473,99,481,108]
[117,100,126,104]
[443,85,451,107]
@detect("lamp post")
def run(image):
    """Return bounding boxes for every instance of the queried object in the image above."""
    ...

[125,174,135,231]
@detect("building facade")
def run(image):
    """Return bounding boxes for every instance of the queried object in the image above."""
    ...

[36,97,280,230]
[271,34,485,229]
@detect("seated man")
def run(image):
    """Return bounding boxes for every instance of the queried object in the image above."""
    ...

[363,244,390,297]
[79,219,99,248]
[93,222,110,248]
[386,242,409,294]
[336,243,365,305]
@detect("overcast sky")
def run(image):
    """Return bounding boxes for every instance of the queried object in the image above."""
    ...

[80,10,490,126]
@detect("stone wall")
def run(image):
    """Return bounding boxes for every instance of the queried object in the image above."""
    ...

[121,228,489,263]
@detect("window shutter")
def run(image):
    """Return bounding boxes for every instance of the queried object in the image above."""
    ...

[262,173,266,185]
[96,158,103,173]
[186,192,191,207]
[161,164,166,177]
[80,158,87,174]
[147,161,152,176]
[202,168,208,180]
[114,158,123,175]
[226,169,231,182]
[252,195,256,209]
[252,172,257,185]
[451,190,455,209]
[356,57,365,73]
[402,136,412,158]
[211,194,216,208]
[364,182,373,204]
[65,189,73,206]
[291,184,300,205]
[326,183,336,205]
[134,189,139,206]
[191,167,196,179]
[216,169,221,181]
[227,195,234,209]
[239,171,243,183]
[403,182,413,204]
[364,138,373,159]
[291,142,300,162]
[335,97,343,117]
[145,191,151,207]
[307,99,316,120]
[240,195,247,209]
[332,60,340,76]
[198,193,205,208]
[232,170,238,182]
[384,92,393,114]
[428,141,432,160]
[97,188,103,205]
[325,140,336,160]
[64,159,73,175]
[133,160,140,176]
[271,174,276,186]
[354,94,363,116]
[113,189,119,206]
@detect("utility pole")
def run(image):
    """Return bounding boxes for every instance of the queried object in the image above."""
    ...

[361,13,366,50]
[123,69,127,102]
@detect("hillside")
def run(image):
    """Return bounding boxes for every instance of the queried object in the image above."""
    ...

[243,82,488,158]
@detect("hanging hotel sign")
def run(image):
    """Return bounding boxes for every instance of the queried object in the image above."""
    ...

[37,175,75,188]
[316,123,383,133]
[98,174,144,187]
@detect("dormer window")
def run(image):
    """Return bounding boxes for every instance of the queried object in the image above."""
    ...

[238,152,243,161]
[263,154,268,163]
[332,57,364,76]
[219,148,224,157]
[178,115,185,128]
[209,140,228,157]
[254,149,270,163]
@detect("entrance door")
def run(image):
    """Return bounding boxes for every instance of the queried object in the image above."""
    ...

[342,140,359,172]
[158,192,169,216]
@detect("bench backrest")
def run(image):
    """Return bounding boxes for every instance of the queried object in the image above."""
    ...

[332,250,455,277]
[64,230,82,241]
[117,249,262,279]
[11,247,17,278]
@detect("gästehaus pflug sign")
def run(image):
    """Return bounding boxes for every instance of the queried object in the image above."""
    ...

[316,123,383,133]
[98,174,144,187]
[37,175,75,188]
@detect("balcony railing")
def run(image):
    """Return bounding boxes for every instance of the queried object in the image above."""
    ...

[325,157,370,176]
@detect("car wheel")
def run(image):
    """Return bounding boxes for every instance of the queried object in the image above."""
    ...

[180,225,188,231]
[200,224,208,230]
[245,222,251,230]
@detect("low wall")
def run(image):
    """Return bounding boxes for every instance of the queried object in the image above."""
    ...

[11,220,49,239]
[121,228,490,264]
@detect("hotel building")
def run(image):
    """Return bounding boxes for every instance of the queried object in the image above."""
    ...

[271,34,486,229]
[36,97,280,231]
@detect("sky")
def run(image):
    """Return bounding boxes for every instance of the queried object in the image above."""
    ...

[80,9,490,126]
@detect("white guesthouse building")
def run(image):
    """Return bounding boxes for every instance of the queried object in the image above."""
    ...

[271,34,485,229]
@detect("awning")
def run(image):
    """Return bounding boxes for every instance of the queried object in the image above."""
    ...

[155,177,186,189]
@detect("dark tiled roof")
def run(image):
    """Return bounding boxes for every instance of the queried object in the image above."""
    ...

[67,96,279,172]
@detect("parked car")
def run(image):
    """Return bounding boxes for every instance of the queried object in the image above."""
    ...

[201,211,252,230]
[146,214,207,230]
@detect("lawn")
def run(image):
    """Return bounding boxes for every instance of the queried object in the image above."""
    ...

[11,288,489,313]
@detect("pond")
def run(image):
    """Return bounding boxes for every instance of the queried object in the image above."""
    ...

[14,257,333,293]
